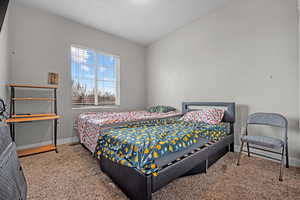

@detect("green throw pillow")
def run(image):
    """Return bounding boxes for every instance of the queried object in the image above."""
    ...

[147,105,176,113]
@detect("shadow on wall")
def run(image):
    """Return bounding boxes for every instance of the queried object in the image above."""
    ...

[286,117,299,133]
[235,104,249,144]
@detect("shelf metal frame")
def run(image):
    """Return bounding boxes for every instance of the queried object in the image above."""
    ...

[7,84,59,157]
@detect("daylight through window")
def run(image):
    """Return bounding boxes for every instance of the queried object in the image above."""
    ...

[71,46,120,107]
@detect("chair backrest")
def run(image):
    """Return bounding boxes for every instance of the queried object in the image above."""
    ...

[247,113,287,128]
[247,113,288,140]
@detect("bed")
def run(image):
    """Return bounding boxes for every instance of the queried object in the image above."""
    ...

[96,102,235,200]
[75,110,182,153]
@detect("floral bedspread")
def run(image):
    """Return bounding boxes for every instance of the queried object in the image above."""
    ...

[95,118,229,176]
[74,110,181,153]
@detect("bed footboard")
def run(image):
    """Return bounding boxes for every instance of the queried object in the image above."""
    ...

[152,145,208,192]
[99,134,234,200]
[100,156,152,200]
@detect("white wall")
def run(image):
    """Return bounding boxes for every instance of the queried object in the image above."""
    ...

[146,0,300,162]
[0,3,10,101]
[9,2,146,147]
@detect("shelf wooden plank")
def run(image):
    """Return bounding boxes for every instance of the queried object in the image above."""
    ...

[17,144,56,157]
[6,115,60,123]
[7,84,58,89]
[12,113,56,118]
[12,98,56,101]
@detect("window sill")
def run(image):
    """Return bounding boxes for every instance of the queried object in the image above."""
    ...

[72,105,120,110]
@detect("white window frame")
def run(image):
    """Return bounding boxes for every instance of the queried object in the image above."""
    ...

[71,45,121,109]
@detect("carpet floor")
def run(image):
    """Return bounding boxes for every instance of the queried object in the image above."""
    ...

[20,144,300,200]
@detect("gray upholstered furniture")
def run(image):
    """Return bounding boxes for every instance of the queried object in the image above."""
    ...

[0,123,27,200]
[237,113,289,181]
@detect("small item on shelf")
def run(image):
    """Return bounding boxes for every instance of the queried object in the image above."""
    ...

[48,72,59,85]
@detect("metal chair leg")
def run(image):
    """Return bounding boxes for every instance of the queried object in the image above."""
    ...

[286,144,289,168]
[247,142,250,157]
[237,141,244,166]
[279,147,285,181]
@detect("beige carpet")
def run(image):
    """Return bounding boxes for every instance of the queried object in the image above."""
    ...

[20,144,300,200]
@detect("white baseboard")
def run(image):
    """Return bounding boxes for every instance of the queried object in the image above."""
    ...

[16,136,79,150]
[234,145,300,167]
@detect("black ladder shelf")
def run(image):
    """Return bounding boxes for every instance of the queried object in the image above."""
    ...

[6,84,60,157]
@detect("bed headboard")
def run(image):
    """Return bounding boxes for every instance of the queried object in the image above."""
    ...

[182,102,235,123]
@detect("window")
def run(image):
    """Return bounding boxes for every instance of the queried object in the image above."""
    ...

[71,46,120,108]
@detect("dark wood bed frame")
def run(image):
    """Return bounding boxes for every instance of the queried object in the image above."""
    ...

[99,102,235,200]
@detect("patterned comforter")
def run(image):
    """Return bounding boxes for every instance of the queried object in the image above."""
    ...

[75,111,181,153]
[95,118,229,176]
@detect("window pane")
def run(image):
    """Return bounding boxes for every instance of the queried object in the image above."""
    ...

[98,67,116,81]
[97,81,116,105]
[79,64,95,79]
[97,81,116,93]
[104,87,116,96]
[97,66,106,81]
[71,62,79,80]
[86,50,95,65]
[72,46,119,107]
[97,54,116,81]
[98,54,105,66]
[72,79,95,105]
[98,55,115,66]
[71,47,89,64]
[104,66,115,81]
[103,81,116,88]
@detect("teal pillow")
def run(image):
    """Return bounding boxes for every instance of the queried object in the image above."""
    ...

[147,105,176,113]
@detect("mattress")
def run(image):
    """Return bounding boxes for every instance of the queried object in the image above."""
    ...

[75,110,182,153]
[95,118,230,175]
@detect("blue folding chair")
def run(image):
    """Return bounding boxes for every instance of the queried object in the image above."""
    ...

[237,113,289,181]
